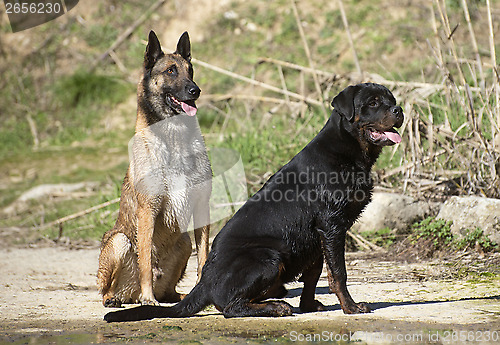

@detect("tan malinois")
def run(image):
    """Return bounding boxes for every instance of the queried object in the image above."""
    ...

[97,31,211,307]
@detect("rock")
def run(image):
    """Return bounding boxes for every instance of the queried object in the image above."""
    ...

[354,192,439,234]
[2,182,98,216]
[437,196,500,244]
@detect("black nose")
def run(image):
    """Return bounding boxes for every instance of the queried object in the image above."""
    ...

[391,106,404,126]
[392,106,403,115]
[187,85,201,98]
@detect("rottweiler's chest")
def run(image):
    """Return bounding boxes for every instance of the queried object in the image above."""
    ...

[343,170,373,218]
[317,165,373,224]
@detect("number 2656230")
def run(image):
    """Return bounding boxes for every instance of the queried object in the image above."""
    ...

[5,2,62,14]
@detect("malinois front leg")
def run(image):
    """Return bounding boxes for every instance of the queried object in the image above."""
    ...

[136,202,159,306]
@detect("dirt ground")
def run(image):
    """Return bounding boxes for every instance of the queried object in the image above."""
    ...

[0,245,499,345]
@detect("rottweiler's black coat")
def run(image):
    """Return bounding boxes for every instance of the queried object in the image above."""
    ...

[104,83,404,322]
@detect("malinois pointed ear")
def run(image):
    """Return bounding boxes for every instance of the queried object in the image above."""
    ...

[331,85,360,122]
[175,31,191,62]
[144,30,164,70]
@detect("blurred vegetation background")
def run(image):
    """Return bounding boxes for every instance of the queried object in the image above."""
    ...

[0,0,498,245]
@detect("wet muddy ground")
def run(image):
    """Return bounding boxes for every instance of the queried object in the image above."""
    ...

[0,246,498,344]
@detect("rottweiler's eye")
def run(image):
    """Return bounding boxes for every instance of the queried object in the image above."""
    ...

[368,100,379,107]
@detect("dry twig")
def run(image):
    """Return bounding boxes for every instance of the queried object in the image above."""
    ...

[36,198,120,231]
[91,0,166,70]
[336,0,362,76]
[193,58,324,106]
[290,0,328,118]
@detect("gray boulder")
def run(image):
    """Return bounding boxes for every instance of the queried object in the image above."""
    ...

[354,192,439,234]
[437,196,500,244]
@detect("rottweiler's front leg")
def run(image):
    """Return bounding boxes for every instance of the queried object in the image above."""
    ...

[318,228,371,314]
[299,255,325,312]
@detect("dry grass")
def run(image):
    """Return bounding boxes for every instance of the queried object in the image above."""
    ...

[394,0,499,198]
[195,0,500,198]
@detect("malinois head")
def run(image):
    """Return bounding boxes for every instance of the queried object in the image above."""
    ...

[138,30,201,125]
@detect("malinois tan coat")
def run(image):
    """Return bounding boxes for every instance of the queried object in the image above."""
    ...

[97,31,211,307]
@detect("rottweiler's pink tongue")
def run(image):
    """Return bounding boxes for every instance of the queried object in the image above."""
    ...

[384,131,402,144]
[181,102,197,116]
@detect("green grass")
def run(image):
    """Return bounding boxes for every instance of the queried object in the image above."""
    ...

[54,70,131,108]
[363,227,397,248]
[410,217,498,253]
[456,228,499,252]
[204,103,327,193]
[0,69,133,160]
[42,182,122,241]
[83,24,118,50]
[412,217,454,249]
[0,157,126,242]
[0,68,133,242]
[0,116,33,159]
[49,70,133,147]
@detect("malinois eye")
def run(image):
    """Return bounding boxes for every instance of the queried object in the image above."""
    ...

[165,66,177,75]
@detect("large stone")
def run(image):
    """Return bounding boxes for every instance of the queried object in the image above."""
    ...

[2,182,98,215]
[437,196,500,244]
[354,192,439,234]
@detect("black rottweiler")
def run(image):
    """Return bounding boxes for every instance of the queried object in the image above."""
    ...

[104,83,404,322]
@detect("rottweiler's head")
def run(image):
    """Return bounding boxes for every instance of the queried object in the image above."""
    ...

[332,83,404,147]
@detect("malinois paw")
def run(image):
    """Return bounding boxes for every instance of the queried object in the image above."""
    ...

[140,298,160,306]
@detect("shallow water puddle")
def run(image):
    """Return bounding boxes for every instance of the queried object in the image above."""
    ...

[3,322,500,345]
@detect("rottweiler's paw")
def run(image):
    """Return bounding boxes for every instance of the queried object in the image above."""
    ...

[270,301,293,317]
[342,301,371,314]
[104,297,122,308]
[300,299,325,312]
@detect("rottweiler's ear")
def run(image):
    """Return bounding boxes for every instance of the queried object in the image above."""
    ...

[145,30,164,70]
[175,31,191,62]
[331,85,359,122]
